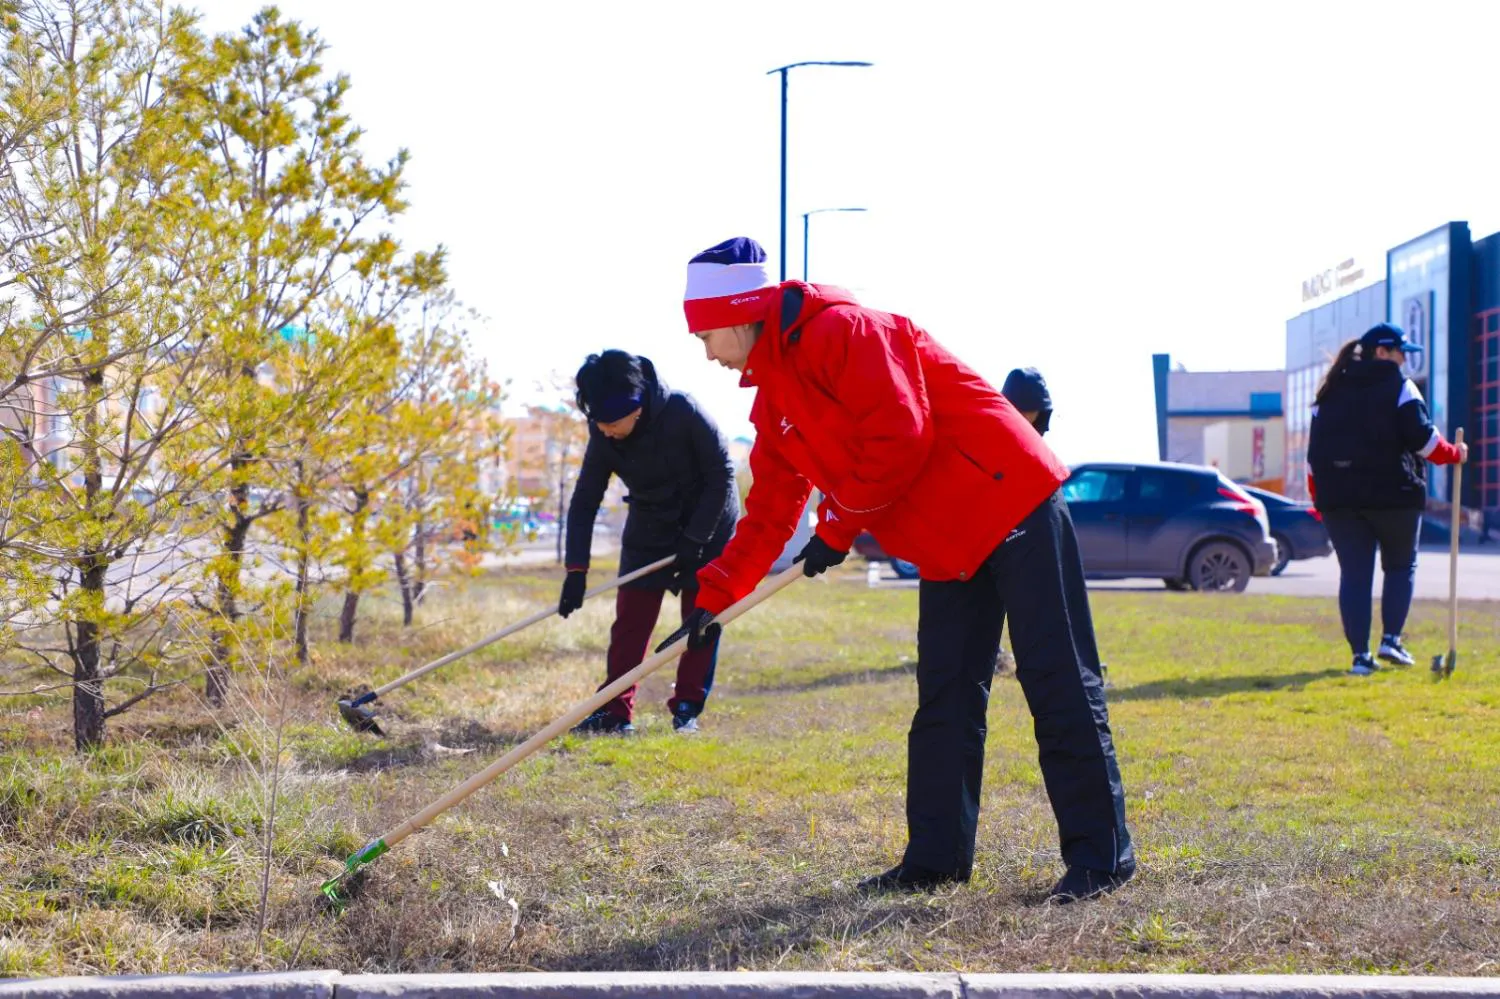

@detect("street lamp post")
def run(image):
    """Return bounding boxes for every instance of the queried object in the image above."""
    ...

[767,60,873,282]
[802,207,867,282]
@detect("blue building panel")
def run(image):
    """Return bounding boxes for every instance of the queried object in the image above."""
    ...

[1286,220,1498,508]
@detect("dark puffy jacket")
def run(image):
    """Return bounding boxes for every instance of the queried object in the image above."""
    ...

[564,357,737,589]
[1307,359,1439,512]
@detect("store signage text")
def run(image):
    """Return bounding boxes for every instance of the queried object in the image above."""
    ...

[1301,258,1366,303]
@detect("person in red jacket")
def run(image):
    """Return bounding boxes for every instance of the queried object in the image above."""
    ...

[659,237,1134,902]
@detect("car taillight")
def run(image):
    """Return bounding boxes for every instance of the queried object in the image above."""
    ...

[1217,486,1259,518]
[1307,508,1323,523]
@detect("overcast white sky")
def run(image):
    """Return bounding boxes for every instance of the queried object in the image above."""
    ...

[192,0,1500,463]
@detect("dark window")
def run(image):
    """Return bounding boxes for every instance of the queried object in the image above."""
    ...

[1136,470,1196,503]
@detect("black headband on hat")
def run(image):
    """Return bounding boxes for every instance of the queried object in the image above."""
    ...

[590,393,642,423]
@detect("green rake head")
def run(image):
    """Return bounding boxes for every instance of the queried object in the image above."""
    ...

[319,837,389,910]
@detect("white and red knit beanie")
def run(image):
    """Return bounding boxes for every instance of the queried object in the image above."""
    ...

[683,237,777,333]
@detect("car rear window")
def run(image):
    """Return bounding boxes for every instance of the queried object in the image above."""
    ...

[1137,470,1200,502]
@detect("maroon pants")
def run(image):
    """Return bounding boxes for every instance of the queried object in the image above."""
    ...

[600,586,720,720]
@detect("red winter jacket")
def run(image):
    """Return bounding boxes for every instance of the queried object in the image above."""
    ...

[694,282,1068,614]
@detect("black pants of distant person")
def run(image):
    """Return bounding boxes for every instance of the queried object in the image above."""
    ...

[1321,507,1422,656]
[903,490,1134,880]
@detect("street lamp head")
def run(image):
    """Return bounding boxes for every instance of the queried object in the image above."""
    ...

[802,208,869,283]
[767,60,874,74]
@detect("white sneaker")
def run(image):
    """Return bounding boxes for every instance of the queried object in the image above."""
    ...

[1377,635,1415,667]
[1349,654,1378,676]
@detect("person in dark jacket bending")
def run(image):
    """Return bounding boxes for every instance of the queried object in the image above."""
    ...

[1307,323,1468,675]
[561,351,738,734]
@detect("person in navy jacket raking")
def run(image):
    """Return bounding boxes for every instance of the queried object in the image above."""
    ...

[1307,323,1468,675]
[560,350,737,735]
[659,237,1134,903]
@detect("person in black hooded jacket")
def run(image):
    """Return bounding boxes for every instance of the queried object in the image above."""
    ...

[1001,367,1053,436]
[560,350,738,734]
[1307,323,1467,676]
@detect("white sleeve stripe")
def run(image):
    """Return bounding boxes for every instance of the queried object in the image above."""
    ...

[1398,379,1424,407]
[1417,428,1441,458]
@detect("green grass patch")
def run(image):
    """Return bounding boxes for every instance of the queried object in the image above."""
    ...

[2,562,1498,974]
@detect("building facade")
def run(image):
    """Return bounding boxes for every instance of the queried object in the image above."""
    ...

[1284,221,1500,513]
[1151,354,1284,487]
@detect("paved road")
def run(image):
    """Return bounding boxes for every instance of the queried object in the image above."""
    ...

[482,538,613,569]
[871,547,1500,601]
[1093,547,1500,601]
[502,537,1500,602]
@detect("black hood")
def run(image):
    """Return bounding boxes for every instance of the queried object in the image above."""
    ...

[1002,367,1052,433]
[635,355,671,429]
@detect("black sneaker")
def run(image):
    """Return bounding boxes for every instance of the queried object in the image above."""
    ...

[1046,860,1136,904]
[1377,634,1415,667]
[856,863,964,894]
[672,701,702,734]
[571,708,634,735]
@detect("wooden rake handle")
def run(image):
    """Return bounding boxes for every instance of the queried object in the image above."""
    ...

[1447,428,1464,652]
[379,562,805,851]
[365,555,677,700]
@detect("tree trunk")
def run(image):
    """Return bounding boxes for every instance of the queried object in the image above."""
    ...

[73,376,107,750]
[413,514,427,609]
[293,477,311,668]
[394,550,414,627]
[210,496,250,707]
[210,362,261,707]
[72,557,108,752]
[338,488,369,643]
[338,591,360,643]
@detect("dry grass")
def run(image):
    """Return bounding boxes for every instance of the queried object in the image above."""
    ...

[2,560,1499,976]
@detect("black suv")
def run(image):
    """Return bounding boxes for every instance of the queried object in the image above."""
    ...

[1061,462,1277,592]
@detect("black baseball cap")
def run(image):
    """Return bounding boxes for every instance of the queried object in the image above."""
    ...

[1360,322,1423,354]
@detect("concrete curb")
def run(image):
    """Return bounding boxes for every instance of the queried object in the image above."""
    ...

[335,972,962,997]
[4,972,1500,998]
[962,975,1500,997]
[0,970,340,997]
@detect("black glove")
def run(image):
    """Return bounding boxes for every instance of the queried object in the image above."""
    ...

[558,571,587,618]
[654,607,721,652]
[795,535,848,577]
[675,535,707,571]
[672,535,707,590]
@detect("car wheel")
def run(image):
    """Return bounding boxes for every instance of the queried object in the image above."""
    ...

[1162,578,1190,591]
[889,558,920,580]
[1270,534,1291,576]
[1188,541,1251,593]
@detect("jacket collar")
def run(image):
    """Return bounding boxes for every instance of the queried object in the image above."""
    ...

[739,281,857,388]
